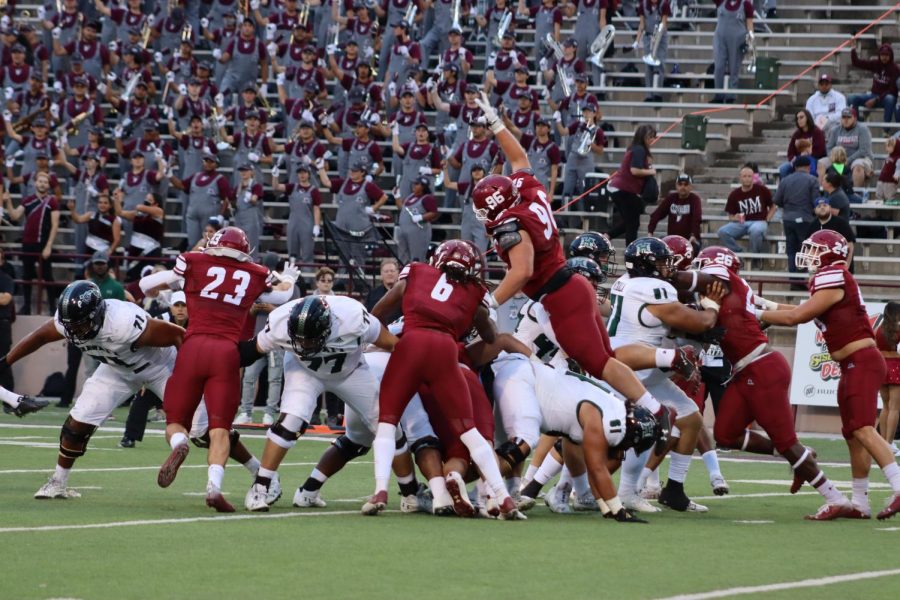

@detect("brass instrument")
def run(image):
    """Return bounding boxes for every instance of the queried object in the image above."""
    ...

[744,31,757,74]
[12,99,51,133]
[450,0,460,31]
[574,123,596,157]
[495,9,512,46]
[588,25,616,69]
[405,3,418,29]
[140,20,152,49]
[121,71,142,101]
[181,23,193,42]
[299,2,309,28]
[545,33,571,98]
[55,0,62,16]
[643,23,665,67]
[74,13,84,43]
[258,88,278,118]
[209,105,225,145]
[240,0,250,17]
[66,105,93,136]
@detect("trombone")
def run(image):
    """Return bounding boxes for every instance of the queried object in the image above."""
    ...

[298,2,309,28]
[140,20,152,49]
[545,33,571,98]
[642,23,665,67]
[495,9,512,47]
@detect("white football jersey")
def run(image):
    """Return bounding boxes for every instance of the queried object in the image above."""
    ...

[257,295,381,380]
[532,362,626,446]
[608,274,678,349]
[54,299,176,376]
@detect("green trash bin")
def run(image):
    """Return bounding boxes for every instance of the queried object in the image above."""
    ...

[755,57,780,89]
[682,115,708,151]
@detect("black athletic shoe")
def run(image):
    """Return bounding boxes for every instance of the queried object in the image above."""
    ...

[119,436,136,449]
[658,481,691,512]
[3,395,49,418]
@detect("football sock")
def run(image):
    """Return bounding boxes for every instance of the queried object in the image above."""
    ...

[302,468,327,492]
[882,462,900,493]
[460,428,509,502]
[572,472,591,497]
[523,464,538,483]
[620,448,649,497]
[811,472,846,504]
[208,464,225,490]
[243,457,260,476]
[702,450,722,480]
[372,423,397,493]
[533,452,563,486]
[54,464,70,485]
[397,472,418,497]
[852,477,870,511]
[648,467,660,488]
[668,452,691,484]
[636,391,661,414]
[655,348,676,369]
[0,387,20,407]
[506,477,521,497]
[637,467,653,492]
[169,432,188,450]
[558,465,573,489]
[428,476,451,507]
[255,466,277,488]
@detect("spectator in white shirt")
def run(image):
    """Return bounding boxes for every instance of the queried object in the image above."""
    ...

[806,73,847,137]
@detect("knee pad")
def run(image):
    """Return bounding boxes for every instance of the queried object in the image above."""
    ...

[190,431,211,449]
[333,435,370,461]
[266,413,307,449]
[496,438,530,469]
[229,429,241,448]
[410,435,442,458]
[59,417,97,460]
[553,437,564,456]
[394,431,408,452]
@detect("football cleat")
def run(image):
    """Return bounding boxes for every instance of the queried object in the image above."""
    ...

[266,473,282,506]
[244,483,270,512]
[658,482,692,512]
[640,484,662,500]
[3,395,49,418]
[262,413,275,426]
[498,496,527,520]
[445,472,475,518]
[573,491,600,512]
[877,494,900,521]
[206,483,236,513]
[671,346,702,395]
[711,474,730,496]
[686,500,709,513]
[517,494,537,512]
[157,443,190,488]
[34,476,81,499]
[544,482,573,514]
[790,446,817,494]
[414,483,433,514]
[233,413,252,425]
[622,493,661,513]
[805,501,854,521]
[844,505,871,519]
[361,490,388,516]
[292,487,327,508]
[400,493,420,514]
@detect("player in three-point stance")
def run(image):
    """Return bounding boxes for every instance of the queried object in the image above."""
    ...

[760,230,900,520]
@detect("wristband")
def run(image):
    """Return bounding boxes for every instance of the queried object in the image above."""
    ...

[760,297,779,311]
[487,293,500,310]
[687,270,698,293]
[488,121,506,135]
[605,496,623,515]
[699,297,720,313]
[754,308,765,321]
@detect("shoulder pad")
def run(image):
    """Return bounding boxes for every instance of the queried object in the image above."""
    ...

[490,218,521,235]
[495,228,523,252]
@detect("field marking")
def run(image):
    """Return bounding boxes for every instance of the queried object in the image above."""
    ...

[731,478,892,489]
[695,455,852,468]
[877,527,900,531]
[732,520,773,524]
[0,461,371,476]
[0,423,334,443]
[0,440,119,451]
[692,491,818,501]
[655,568,900,600]
[0,509,399,533]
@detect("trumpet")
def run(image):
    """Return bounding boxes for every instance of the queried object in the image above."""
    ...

[495,9,512,46]
[258,88,278,117]
[121,71,142,102]
[545,34,571,97]
[12,99,51,133]
[574,123,596,157]
[181,23,193,43]
[405,3,418,29]
[65,106,92,136]
[299,2,309,28]
[588,25,616,69]
[450,0,460,31]
[744,31,757,73]
[642,23,665,67]
[209,106,225,144]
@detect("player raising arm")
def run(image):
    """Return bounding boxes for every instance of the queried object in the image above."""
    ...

[759,231,900,520]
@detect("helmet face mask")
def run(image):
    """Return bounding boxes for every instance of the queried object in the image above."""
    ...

[472,175,519,223]
[661,235,694,271]
[795,231,849,273]
[624,237,675,280]
[58,281,105,342]
[204,226,252,262]
[692,245,741,275]
[287,297,332,359]
[622,406,664,454]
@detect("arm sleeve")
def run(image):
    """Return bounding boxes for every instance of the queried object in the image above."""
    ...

[361,312,382,345]
[140,268,184,293]
[256,323,277,353]
[257,286,294,305]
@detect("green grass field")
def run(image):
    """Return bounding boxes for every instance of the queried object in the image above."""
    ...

[2,406,900,600]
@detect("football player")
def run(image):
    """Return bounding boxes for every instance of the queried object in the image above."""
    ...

[760,231,900,520]
[141,227,295,512]
[470,95,690,432]
[240,294,400,512]
[0,387,48,417]
[0,281,183,499]
[694,245,854,520]
[605,237,723,513]
[364,240,524,519]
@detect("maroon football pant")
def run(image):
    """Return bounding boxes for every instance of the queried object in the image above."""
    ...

[379,328,476,433]
[421,366,495,461]
[541,274,613,379]
[714,352,798,454]
[164,334,241,432]
[837,345,885,439]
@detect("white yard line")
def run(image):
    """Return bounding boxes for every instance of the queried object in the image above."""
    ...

[0,422,334,443]
[691,491,818,501]
[655,568,900,600]
[0,461,371,475]
[730,478,892,489]
[0,509,397,534]
[0,441,120,451]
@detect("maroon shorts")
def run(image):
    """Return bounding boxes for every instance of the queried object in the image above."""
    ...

[164,334,240,432]
[837,346,885,439]
[421,367,494,462]
[884,357,900,385]
[542,274,613,380]
[714,352,798,454]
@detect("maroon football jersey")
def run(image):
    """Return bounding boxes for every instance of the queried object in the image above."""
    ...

[174,252,273,343]
[399,262,488,339]
[701,265,770,365]
[808,265,874,352]
[491,171,565,299]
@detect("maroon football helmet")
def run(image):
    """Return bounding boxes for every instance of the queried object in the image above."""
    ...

[661,235,694,271]
[796,229,849,272]
[431,239,481,281]
[205,226,251,262]
[692,245,741,275]
[472,174,520,223]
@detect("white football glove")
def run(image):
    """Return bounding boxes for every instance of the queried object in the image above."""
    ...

[312,224,321,237]
[200,18,209,29]
[114,124,124,138]
[212,48,222,60]
[391,121,399,137]
[109,41,118,54]
[398,45,409,57]
[368,112,380,125]
[97,82,107,94]
[364,175,373,183]
[164,105,173,120]
[552,110,561,122]
[166,71,175,83]
[271,164,281,178]
[37,6,46,20]
[539,57,549,71]
[248,151,260,163]
[301,109,313,122]
[326,44,336,55]
[216,141,231,151]
[267,42,278,57]
[276,72,286,86]
[154,52,163,64]
[279,263,300,285]
[314,157,325,170]
[3,86,12,99]
[387,81,396,96]
[474,91,504,133]
[53,80,64,94]
[154,148,164,160]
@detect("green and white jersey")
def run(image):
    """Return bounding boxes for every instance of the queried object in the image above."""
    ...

[608,274,678,350]
[513,300,562,365]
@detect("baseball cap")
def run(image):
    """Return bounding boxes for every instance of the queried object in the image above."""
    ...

[295,163,312,173]
[237,163,253,171]
[170,291,187,305]
[10,43,25,53]
[32,120,48,129]
[243,84,257,93]
[443,63,460,74]
[514,64,529,74]
[449,24,463,34]
[130,150,145,159]
[814,196,831,206]
[202,151,219,163]
[563,39,577,48]
[465,83,479,93]
[91,251,109,264]
[841,107,856,118]
[818,73,832,83]
[414,175,431,188]
[792,155,812,168]
[574,72,589,83]
[349,161,367,172]
[676,173,692,184]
